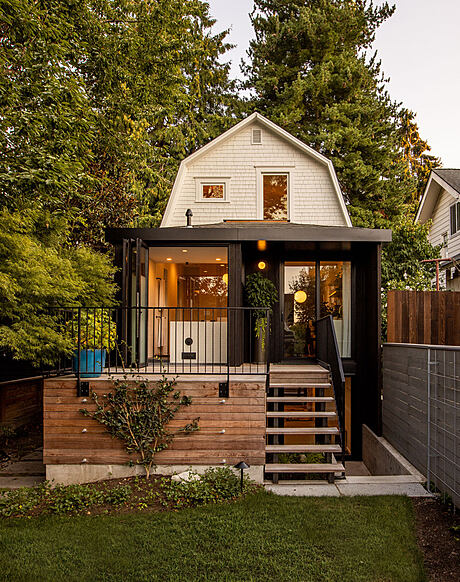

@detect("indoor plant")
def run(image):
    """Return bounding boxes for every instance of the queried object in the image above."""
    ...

[69,309,117,378]
[244,272,278,362]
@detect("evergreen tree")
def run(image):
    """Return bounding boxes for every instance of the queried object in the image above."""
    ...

[398,109,441,209]
[244,0,414,226]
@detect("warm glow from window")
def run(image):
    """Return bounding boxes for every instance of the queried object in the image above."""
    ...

[222,273,228,285]
[263,174,288,220]
[202,184,224,199]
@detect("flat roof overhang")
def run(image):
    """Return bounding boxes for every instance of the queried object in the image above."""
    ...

[106,223,392,244]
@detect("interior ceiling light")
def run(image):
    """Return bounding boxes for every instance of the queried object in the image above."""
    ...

[166,257,172,261]
[216,258,222,261]
[257,240,267,252]
[182,249,188,253]
[258,261,266,270]
[294,290,307,303]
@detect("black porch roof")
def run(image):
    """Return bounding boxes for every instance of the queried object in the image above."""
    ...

[106,222,392,244]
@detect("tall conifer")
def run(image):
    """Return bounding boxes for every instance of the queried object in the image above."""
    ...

[244,0,420,226]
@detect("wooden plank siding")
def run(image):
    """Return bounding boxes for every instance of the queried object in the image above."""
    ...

[43,379,266,466]
[0,377,43,428]
[387,290,460,346]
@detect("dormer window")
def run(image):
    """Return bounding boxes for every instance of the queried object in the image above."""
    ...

[195,178,230,202]
[252,128,262,144]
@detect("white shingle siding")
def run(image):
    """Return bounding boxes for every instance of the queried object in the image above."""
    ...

[428,188,460,258]
[162,119,349,227]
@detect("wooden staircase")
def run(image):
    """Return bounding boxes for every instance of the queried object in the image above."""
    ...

[265,364,344,483]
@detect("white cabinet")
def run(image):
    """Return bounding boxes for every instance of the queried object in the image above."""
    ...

[169,321,227,364]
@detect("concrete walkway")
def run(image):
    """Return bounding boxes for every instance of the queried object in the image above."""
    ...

[265,475,432,497]
[0,448,45,489]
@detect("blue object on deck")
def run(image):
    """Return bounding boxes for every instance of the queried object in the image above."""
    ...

[72,349,106,378]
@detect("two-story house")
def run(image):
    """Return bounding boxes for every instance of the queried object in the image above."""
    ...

[416,168,460,290]
[104,112,391,477]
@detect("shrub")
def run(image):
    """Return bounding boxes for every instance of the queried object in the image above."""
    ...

[157,467,256,509]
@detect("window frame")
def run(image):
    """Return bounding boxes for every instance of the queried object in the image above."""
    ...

[256,167,293,221]
[450,201,460,236]
[194,178,231,203]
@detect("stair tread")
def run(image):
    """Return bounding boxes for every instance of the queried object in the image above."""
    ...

[266,427,339,434]
[266,411,336,418]
[267,396,334,402]
[265,444,341,453]
[265,463,345,473]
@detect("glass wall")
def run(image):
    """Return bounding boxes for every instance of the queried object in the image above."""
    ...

[284,262,316,358]
[283,261,351,358]
[320,261,351,358]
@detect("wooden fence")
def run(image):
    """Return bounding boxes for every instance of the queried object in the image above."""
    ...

[387,290,460,346]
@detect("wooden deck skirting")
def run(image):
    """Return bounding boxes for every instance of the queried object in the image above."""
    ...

[43,379,266,467]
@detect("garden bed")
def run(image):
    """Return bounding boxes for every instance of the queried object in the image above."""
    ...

[0,467,256,517]
[413,497,460,582]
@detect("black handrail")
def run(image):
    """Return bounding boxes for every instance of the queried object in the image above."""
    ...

[316,315,346,464]
[45,306,272,387]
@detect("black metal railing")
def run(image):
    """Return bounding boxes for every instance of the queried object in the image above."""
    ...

[316,315,346,463]
[46,306,271,386]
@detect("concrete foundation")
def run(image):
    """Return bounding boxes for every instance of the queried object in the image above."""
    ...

[45,463,264,486]
[362,424,424,478]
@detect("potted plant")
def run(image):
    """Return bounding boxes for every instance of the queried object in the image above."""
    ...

[69,309,117,378]
[244,272,278,362]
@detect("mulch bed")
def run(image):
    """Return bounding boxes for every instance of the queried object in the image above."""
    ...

[413,497,460,582]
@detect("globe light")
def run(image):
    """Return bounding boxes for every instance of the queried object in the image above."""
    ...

[294,290,307,303]
[258,261,266,270]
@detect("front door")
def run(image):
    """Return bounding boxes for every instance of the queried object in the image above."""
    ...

[283,262,316,359]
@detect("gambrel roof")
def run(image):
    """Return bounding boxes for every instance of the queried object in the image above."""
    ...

[161,112,352,227]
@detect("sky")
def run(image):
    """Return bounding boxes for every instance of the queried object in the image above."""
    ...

[208,0,460,168]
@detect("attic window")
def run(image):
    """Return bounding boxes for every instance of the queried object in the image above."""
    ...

[195,178,230,202]
[252,128,262,145]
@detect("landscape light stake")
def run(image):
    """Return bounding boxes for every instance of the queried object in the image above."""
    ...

[234,461,250,492]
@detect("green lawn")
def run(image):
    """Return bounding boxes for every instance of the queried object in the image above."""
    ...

[0,492,425,582]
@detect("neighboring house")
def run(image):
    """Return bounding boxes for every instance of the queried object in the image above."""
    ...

[416,169,460,290]
[43,113,392,485]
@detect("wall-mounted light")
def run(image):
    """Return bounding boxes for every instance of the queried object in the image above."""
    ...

[294,290,307,303]
[258,261,266,270]
[257,240,267,251]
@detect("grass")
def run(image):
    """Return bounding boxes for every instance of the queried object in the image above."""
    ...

[0,491,426,582]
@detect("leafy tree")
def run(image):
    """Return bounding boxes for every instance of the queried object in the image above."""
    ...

[0,209,116,365]
[244,0,416,225]
[382,216,440,291]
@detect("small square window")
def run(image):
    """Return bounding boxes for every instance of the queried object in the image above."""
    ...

[195,178,230,202]
[202,184,224,199]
